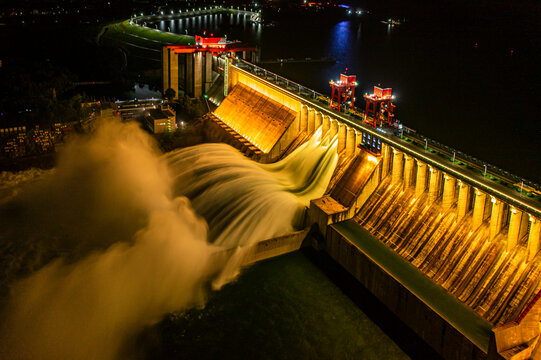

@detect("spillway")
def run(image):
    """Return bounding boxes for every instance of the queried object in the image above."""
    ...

[213,83,298,154]
[164,127,338,249]
[354,178,541,326]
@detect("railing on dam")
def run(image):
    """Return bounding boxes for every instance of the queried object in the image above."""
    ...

[404,132,541,195]
[232,58,328,103]
[232,57,541,194]
[229,57,541,216]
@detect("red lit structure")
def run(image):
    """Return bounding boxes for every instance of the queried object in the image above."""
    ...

[167,35,254,55]
[163,35,256,99]
[363,86,395,127]
[329,73,357,112]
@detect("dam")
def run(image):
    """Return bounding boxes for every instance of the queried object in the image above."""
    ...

[166,53,541,360]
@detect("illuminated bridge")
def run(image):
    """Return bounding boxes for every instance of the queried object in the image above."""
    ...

[169,54,541,360]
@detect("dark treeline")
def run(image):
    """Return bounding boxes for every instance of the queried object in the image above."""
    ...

[0,19,138,129]
[0,59,82,128]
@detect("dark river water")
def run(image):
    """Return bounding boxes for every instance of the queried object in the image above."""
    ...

[155,7,540,183]
[140,250,419,359]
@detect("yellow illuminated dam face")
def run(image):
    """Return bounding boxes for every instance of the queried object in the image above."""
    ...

[355,178,541,326]
[221,60,541,329]
[214,83,297,153]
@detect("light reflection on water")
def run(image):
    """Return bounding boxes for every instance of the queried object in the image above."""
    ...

[327,21,355,65]
[147,8,539,181]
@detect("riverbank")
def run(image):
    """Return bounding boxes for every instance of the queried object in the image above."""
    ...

[0,152,56,173]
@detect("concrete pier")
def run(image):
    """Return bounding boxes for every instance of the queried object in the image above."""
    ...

[415,161,427,197]
[456,181,471,220]
[204,52,213,93]
[507,208,523,251]
[527,217,541,262]
[186,54,194,96]
[315,111,323,130]
[322,115,330,136]
[355,130,362,155]
[300,105,308,132]
[442,175,456,210]
[346,127,356,156]
[330,119,338,140]
[307,108,315,134]
[489,197,504,241]
[194,52,203,98]
[403,155,414,189]
[472,190,487,230]
[337,123,346,153]
[380,144,392,179]
[428,167,441,203]
[163,47,170,91]
[170,51,179,98]
[242,229,309,266]
[391,150,403,184]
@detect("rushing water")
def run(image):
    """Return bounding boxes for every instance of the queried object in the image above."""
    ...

[165,128,337,249]
[0,120,346,359]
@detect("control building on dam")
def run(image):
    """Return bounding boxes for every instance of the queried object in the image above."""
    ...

[164,53,541,360]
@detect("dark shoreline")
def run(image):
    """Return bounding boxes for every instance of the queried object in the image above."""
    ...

[0,152,56,173]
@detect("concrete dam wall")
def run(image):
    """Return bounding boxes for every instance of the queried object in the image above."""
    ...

[214,83,298,157]
[354,177,541,326]
[199,57,541,360]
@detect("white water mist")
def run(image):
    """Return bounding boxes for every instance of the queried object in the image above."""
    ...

[0,120,337,360]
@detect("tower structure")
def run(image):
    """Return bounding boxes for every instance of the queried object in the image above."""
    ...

[329,73,357,112]
[363,86,395,127]
[163,35,256,99]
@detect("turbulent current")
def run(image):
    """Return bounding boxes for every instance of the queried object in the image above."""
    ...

[0,120,337,360]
